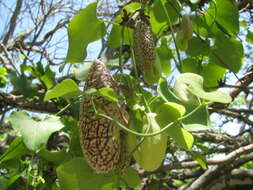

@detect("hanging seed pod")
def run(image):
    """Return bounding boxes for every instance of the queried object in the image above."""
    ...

[133,13,156,70]
[182,14,193,40]
[127,112,168,171]
[79,59,128,173]
[133,13,161,84]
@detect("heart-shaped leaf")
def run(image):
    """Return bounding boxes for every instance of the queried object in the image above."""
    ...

[167,125,194,150]
[44,79,82,101]
[155,102,186,127]
[66,2,106,62]
[173,73,232,104]
[98,88,119,102]
[57,157,114,190]
[8,112,64,151]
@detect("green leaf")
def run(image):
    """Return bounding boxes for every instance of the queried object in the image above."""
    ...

[101,183,115,190]
[158,78,209,125]
[186,37,210,57]
[98,88,119,102]
[182,59,226,88]
[107,17,133,48]
[190,0,200,3]
[155,102,186,127]
[8,72,35,98]
[150,10,167,36]
[210,32,244,72]
[246,30,253,44]
[153,0,181,24]
[121,167,141,188]
[182,58,226,88]
[57,157,114,190]
[183,124,210,132]
[74,62,93,81]
[181,58,200,74]
[201,62,226,88]
[62,116,82,156]
[40,65,55,89]
[183,104,209,125]
[157,78,182,105]
[122,2,141,14]
[174,73,232,104]
[0,67,7,88]
[167,125,194,150]
[38,147,71,165]
[190,152,207,169]
[66,2,106,62]
[7,112,64,151]
[157,38,172,75]
[0,137,29,164]
[206,0,239,35]
[192,15,214,38]
[0,176,8,190]
[6,173,21,188]
[44,79,82,101]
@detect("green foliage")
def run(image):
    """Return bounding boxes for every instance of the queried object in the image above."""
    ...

[57,157,140,190]
[153,0,181,24]
[8,71,35,98]
[206,0,239,35]
[66,2,106,62]
[0,137,29,164]
[156,38,173,75]
[44,79,82,101]
[173,73,232,104]
[7,112,64,151]
[98,87,119,102]
[210,32,244,72]
[74,62,93,80]
[0,67,7,88]
[2,0,248,189]
[246,30,253,44]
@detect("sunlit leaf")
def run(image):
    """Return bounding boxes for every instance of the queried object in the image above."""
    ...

[44,79,82,101]
[206,0,239,35]
[74,62,93,81]
[167,125,194,150]
[246,30,253,44]
[0,137,29,164]
[98,88,119,102]
[211,32,243,72]
[66,2,106,62]
[8,112,64,151]
[39,147,71,165]
[57,157,114,190]
[173,73,232,103]
[121,167,141,188]
[183,124,210,132]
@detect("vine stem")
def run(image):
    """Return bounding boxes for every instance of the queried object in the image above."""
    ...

[96,103,204,137]
[55,103,71,116]
[159,0,182,70]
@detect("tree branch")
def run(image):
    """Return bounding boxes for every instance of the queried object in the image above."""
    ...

[2,0,23,45]
[210,66,253,112]
[0,91,59,114]
[184,143,253,190]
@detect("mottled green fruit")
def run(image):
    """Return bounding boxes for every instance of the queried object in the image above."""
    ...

[143,56,162,84]
[176,31,188,51]
[182,14,193,40]
[127,113,167,171]
[133,14,162,84]
[79,60,127,173]
[133,15,156,70]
